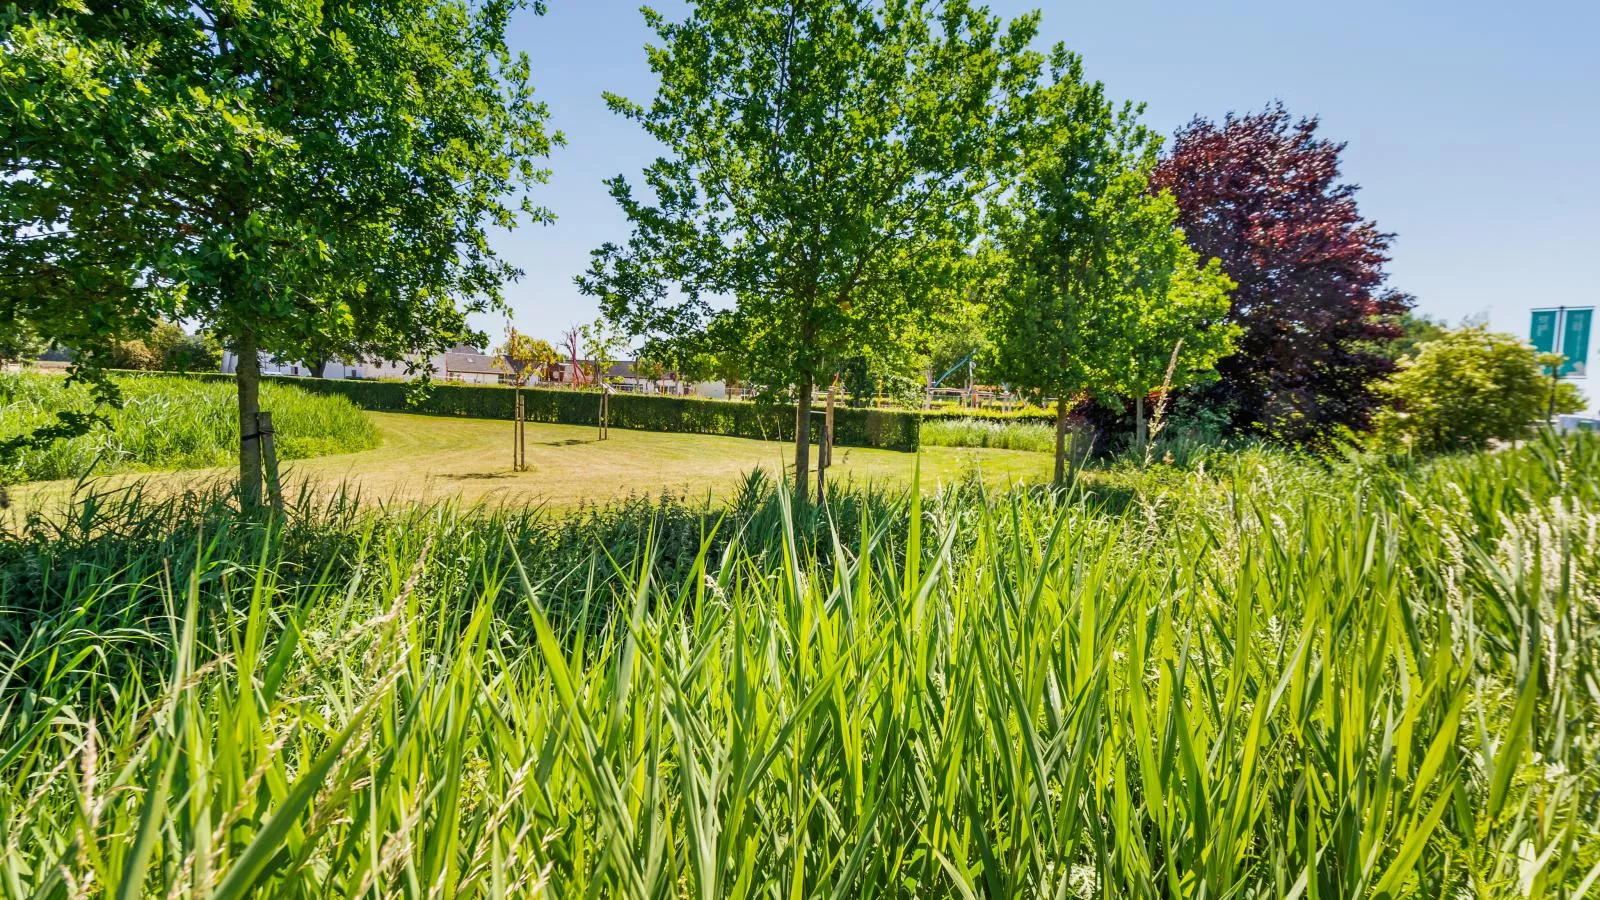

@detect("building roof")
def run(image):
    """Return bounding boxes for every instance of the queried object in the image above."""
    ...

[442,351,504,375]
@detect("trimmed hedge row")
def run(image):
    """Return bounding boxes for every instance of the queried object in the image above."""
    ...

[159,373,922,451]
[919,406,1057,427]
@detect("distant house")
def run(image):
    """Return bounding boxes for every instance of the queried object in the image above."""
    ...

[545,359,724,396]
[221,343,508,384]
[437,346,504,384]
[219,345,728,397]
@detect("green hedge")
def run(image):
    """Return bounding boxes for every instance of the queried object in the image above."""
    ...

[919,406,1057,427]
[173,374,922,451]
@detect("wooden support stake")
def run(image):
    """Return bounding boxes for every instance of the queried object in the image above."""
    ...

[514,391,527,471]
[257,411,284,515]
[817,377,837,505]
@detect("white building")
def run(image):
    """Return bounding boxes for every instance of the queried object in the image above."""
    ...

[221,344,508,384]
[220,347,730,397]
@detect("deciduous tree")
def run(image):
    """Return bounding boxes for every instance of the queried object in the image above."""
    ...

[579,0,1039,499]
[1374,327,1584,453]
[1151,104,1412,445]
[496,328,559,386]
[2,0,560,506]
[1113,250,1237,449]
[989,50,1230,483]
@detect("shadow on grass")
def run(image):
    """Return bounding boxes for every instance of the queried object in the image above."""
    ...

[441,472,515,481]
[537,438,594,447]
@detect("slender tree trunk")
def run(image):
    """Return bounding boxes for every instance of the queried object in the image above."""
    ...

[1135,395,1147,450]
[235,332,264,509]
[794,377,813,501]
[1054,394,1068,488]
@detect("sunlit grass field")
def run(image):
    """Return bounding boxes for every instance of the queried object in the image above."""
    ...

[2,437,1597,896]
[0,372,377,483]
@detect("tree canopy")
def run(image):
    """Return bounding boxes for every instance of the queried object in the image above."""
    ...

[579,0,1040,498]
[1151,104,1412,445]
[2,0,560,505]
[987,49,1234,482]
[1374,327,1585,454]
[496,328,559,386]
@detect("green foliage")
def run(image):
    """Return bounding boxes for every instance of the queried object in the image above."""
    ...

[106,338,162,371]
[495,327,558,386]
[143,320,222,372]
[0,317,47,364]
[3,0,561,501]
[5,438,1600,894]
[580,0,1040,494]
[0,373,375,482]
[229,375,922,451]
[986,48,1234,475]
[1373,311,1451,361]
[578,317,628,386]
[920,417,1055,452]
[1374,326,1587,453]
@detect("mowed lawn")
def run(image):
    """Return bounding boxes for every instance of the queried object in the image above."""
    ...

[11,411,1055,513]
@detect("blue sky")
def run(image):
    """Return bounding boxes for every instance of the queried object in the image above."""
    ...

[482,0,1599,346]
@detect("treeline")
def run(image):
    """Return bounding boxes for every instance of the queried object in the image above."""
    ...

[2,0,1581,504]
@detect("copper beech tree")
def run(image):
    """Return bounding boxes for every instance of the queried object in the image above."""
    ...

[1152,104,1413,445]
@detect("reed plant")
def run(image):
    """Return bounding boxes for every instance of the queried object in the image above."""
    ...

[1,436,1597,897]
[921,417,1057,453]
[0,373,378,482]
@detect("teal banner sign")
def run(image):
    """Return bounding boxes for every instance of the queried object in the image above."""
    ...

[1531,309,1559,355]
[1561,308,1592,377]
[1531,307,1592,378]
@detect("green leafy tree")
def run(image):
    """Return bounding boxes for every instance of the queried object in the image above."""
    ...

[1371,311,1450,362]
[989,49,1225,482]
[496,328,559,387]
[578,317,628,388]
[579,0,1039,499]
[0,318,47,366]
[3,0,560,507]
[1113,248,1237,449]
[632,356,667,393]
[108,338,161,371]
[1373,327,1585,454]
[144,320,223,372]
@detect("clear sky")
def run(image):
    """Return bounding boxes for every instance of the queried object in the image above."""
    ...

[481,0,1600,346]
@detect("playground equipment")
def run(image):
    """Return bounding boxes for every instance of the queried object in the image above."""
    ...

[926,350,977,409]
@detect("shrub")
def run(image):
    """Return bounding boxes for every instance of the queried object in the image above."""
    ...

[1373,326,1586,453]
[0,373,376,482]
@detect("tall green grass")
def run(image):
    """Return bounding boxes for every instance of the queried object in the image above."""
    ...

[0,372,378,482]
[2,438,1598,896]
[921,416,1057,452]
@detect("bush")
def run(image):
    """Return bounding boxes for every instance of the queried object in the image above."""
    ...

[920,417,1055,452]
[1373,326,1587,453]
[262,376,921,451]
[0,373,377,482]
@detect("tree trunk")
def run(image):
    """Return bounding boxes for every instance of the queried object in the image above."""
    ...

[235,332,264,509]
[1135,395,1147,450]
[794,377,813,501]
[308,357,327,378]
[1054,394,1068,488]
